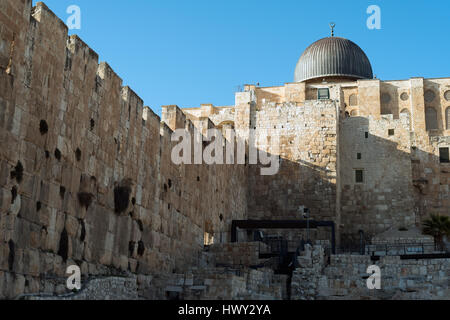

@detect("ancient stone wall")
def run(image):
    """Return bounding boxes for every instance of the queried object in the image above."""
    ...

[149,267,286,300]
[244,99,339,222]
[349,78,450,221]
[411,135,450,219]
[208,242,270,267]
[230,78,449,241]
[339,114,416,238]
[291,245,449,300]
[183,105,235,128]
[27,276,141,300]
[0,1,247,299]
[1,0,448,301]
[25,269,287,300]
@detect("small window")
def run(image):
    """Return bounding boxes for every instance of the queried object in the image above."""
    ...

[357,153,362,160]
[424,90,436,103]
[388,129,395,136]
[355,170,364,183]
[318,88,330,100]
[365,132,369,139]
[439,148,450,163]
[204,232,214,246]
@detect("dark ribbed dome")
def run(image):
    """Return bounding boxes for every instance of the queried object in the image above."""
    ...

[294,37,373,82]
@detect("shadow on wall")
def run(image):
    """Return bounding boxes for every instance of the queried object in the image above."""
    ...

[340,116,449,238]
[247,155,336,221]
[411,143,450,219]
[246,115,449,244]
[423,82,445,134]
[380,83,400,118]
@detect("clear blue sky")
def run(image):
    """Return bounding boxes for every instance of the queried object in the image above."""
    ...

[33,0,450,116]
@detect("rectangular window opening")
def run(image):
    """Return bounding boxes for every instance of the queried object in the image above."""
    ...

[355,169,364,183]
[318,88,330,100]
[357,153,362,160]
[439,148,450,163]
[388,129,395,136]
[365,132,369,139]
[204,232,214,246]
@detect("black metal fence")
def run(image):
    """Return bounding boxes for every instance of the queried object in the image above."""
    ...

[365,243,440,256]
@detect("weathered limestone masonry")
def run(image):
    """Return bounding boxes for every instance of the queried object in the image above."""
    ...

[245,98,339,222]
[27,242,288,300]
[208,242,270,267]
[340,113,415,238]
[291,245,449,300]
[145,258,288,300]
[29,276,141,300]
[0,1,248,299]
[351,78,450,223]
[1,0,449,301]
[186,78,450,243]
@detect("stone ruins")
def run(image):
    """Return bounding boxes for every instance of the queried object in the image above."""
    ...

[0,1,448,300]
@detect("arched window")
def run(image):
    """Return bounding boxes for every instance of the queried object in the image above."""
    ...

[400,108,410,115]
[425,107,438,130]
[349,94,358,107]
[446,107,450,130]
[400,108,410,119]
[424,90,436,103]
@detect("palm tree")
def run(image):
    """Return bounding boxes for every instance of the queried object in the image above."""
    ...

[422,215,450,251]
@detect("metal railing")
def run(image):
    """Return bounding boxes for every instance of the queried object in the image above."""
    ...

[258,239,306,254]
[365,243,440,256]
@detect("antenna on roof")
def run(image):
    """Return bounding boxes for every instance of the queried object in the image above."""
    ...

[330,22,336,37]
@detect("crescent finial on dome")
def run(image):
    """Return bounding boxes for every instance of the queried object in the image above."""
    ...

[330,23,336,37]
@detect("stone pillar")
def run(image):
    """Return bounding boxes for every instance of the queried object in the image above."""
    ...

[161,105,186,131]
[357,79,381,118]
[409,78,426,141]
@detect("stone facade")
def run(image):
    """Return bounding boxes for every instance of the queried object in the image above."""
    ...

[27,276,140,300]
[21,242,288,300]
[208,242,270,267]
[245,99,339,222]
[0,1,247,299]
[340,113,415,238]
[186,80,450,242]
[291,245,449,300]
[0,0,448,300]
